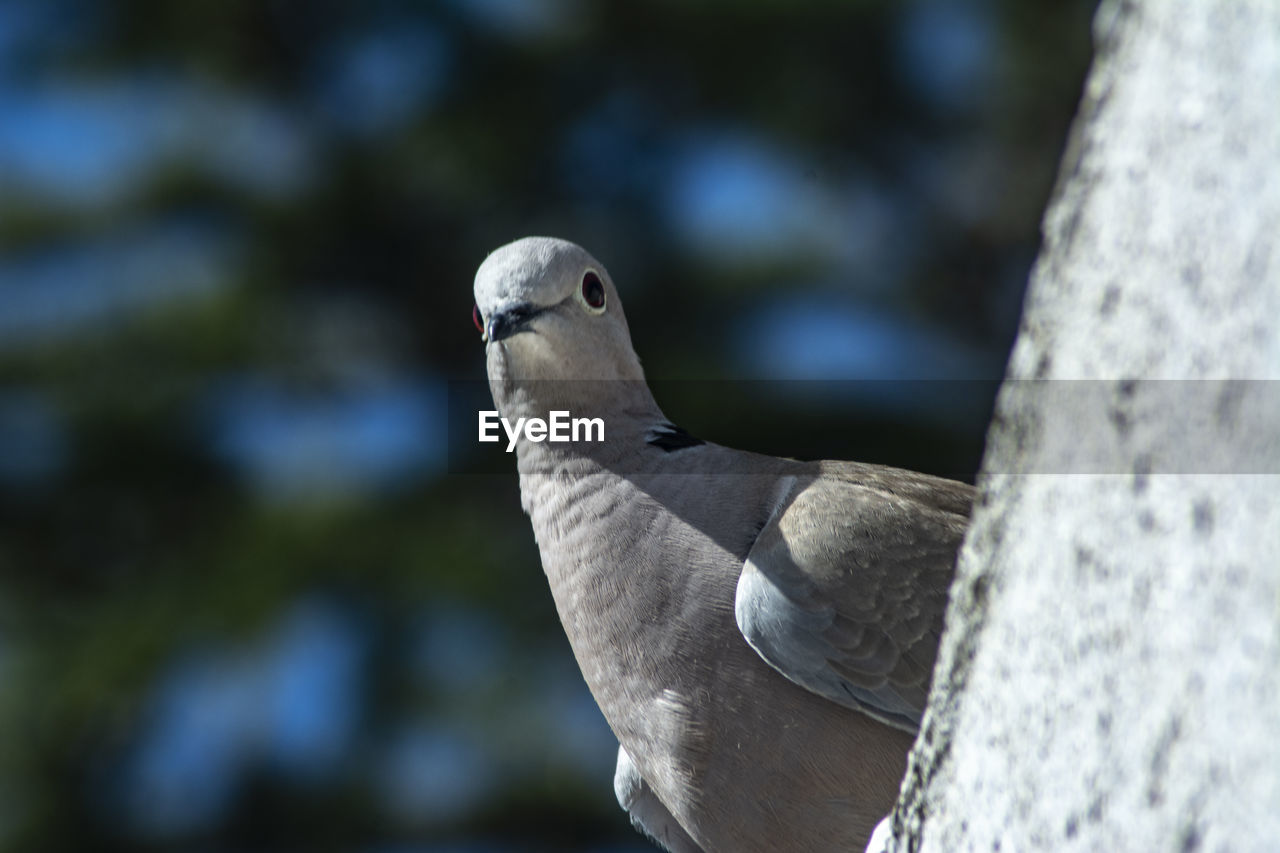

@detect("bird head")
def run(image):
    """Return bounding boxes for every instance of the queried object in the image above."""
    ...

[472,237,645,384]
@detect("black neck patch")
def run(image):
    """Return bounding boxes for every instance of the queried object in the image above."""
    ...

[647,423,705,452]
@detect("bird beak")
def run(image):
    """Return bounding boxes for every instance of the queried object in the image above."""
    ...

[486,303,544,343]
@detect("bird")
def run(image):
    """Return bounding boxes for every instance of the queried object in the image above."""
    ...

[472,236,973,852]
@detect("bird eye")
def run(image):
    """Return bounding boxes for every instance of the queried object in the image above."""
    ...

[580,271,606,312]
[472,303,484,333]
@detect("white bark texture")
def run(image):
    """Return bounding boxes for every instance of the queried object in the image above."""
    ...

[892,1,1280,851]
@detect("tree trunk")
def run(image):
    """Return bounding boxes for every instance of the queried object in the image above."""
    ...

[891,0,1280,850]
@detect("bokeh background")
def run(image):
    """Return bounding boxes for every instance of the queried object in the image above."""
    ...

[0,1,1095,850]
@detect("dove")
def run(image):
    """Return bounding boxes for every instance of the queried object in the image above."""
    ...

[472,237,973,852]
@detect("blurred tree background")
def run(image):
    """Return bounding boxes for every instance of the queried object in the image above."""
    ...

[0,0,1095,850]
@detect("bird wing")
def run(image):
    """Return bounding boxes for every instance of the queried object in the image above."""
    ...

[734,463,972,733]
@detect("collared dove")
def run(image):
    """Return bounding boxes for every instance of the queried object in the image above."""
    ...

[473,237,972,852]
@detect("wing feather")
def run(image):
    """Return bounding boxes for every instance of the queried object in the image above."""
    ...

[734,463,971,733]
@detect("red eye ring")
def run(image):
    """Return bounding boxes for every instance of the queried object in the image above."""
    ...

[472,303,485,334]
[581,271,605,309]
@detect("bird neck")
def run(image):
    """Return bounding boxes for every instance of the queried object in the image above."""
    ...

[489,376,662,461]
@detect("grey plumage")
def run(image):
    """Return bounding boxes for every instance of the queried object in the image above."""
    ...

[473,237,972,852]
[616,745,703,853]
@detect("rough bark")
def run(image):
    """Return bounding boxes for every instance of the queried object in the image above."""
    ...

[891,1,1280,850]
